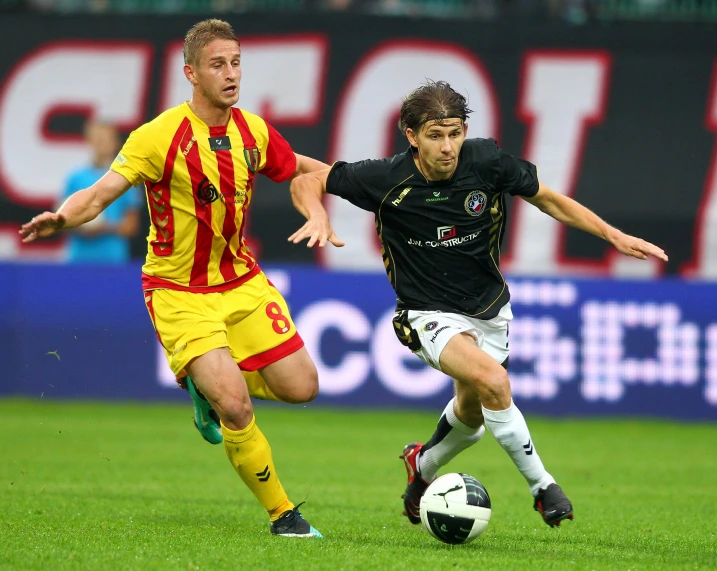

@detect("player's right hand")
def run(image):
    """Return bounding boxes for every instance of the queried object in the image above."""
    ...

[288,217,345,248]
[19,211,67,243]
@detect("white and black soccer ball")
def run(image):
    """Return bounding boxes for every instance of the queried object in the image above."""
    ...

[419,472,491,545]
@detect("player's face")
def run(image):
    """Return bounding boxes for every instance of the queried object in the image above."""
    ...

[407,119,467,181]
[192,39,241,109]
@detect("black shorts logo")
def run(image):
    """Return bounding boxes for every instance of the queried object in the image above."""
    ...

[196,177,219,206]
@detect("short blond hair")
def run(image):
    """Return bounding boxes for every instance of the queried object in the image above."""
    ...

[183,19,239,66]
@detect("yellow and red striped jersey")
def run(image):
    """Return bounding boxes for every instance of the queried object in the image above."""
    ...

[111,102,296,291]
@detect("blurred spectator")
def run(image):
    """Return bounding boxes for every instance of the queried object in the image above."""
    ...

[315,0,357,9]
[61,120,141,263]
[19,0,705,23]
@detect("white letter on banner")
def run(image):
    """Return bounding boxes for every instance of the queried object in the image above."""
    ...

[157,342,178,388]
[705,324,717,406]
[506,52,630,275]
[508,316,577,400]
[158,37,327,121]
[371,309,451,398]
[683,61,717,278]
[294,300,370,395]
[324,41,499,270]
[0,43,152,205]
[581,301,700,402]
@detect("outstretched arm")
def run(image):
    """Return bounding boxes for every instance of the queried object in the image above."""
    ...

[291,153,330,178]
[19,170,133,243]
[288,168,344,248]
[522,183,668,262]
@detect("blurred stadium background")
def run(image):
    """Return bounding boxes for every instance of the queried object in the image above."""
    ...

[0,2,716,568]
[1,0,715,418]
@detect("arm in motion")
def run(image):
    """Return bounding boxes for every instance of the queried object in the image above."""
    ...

[19,170,133,243]
[288,168,344,248]
[522,183,668,262]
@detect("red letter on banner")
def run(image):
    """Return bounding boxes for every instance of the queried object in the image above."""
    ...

[0,42,153,207]
[683,60,717,279]
[501,51,655,277]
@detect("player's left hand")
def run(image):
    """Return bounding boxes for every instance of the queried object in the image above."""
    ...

[612,231,668,262]
[288,217,345,248]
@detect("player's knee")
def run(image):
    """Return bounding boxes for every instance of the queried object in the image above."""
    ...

[213,392,254,425]
[302,371,320,402]
[475,367,511,408]
[281,370,319,404]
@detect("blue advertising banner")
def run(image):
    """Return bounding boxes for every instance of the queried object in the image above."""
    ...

[1,263,715,420]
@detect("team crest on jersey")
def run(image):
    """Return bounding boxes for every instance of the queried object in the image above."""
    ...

[425,321,439,331]
[196,177,219,206]
[244,147,261,173]
[464,190,487,217]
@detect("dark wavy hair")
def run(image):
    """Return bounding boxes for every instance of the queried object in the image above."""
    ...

[398,80,472,135]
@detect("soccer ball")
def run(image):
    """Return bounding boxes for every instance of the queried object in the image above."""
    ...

[419,472,491,545]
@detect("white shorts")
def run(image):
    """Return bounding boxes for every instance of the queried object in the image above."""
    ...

[394,303,513,372]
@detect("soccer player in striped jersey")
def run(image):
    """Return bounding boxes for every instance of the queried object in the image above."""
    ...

[20,19,333,538]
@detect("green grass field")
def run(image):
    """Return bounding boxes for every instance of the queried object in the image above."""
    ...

[1,399,716,571]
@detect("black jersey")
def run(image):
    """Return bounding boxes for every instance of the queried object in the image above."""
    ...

[325,138,539,320]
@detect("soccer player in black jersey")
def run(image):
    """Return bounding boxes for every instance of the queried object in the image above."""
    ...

[287,80,668,528]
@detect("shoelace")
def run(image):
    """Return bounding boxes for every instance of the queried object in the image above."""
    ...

[277,501,305,524]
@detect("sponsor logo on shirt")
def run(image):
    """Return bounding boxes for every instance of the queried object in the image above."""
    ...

[219,189,248,205]
[196,177,219,206]
[426,191,449,203]
[406,230,481,248]
[114,153,127,165]
[182,136,196,157]
[464,190,487,217]
[437,226,457,240]
[209,136,232,151]
[392,186,412,206]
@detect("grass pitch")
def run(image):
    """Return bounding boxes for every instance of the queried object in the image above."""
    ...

[1,398,716,571]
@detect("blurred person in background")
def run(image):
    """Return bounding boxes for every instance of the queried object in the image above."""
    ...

[61,119,141,263]
[288,80,668,529]
[21,18,330,538]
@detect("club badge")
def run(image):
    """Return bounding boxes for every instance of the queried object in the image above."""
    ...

[464,190,487,217]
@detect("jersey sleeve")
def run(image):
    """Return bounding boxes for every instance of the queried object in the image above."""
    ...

[495,146,539,197]
[325,159,390,212]
[110,124,163,187]
[261,121,297,183]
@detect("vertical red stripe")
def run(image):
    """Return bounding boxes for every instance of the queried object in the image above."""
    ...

[231,108,259,268]
[209,125,239,282]
[147,117,189,256]
[143,292,167,349]
[181,125,213,287]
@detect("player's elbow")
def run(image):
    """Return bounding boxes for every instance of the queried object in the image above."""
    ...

[290,173,322,204]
